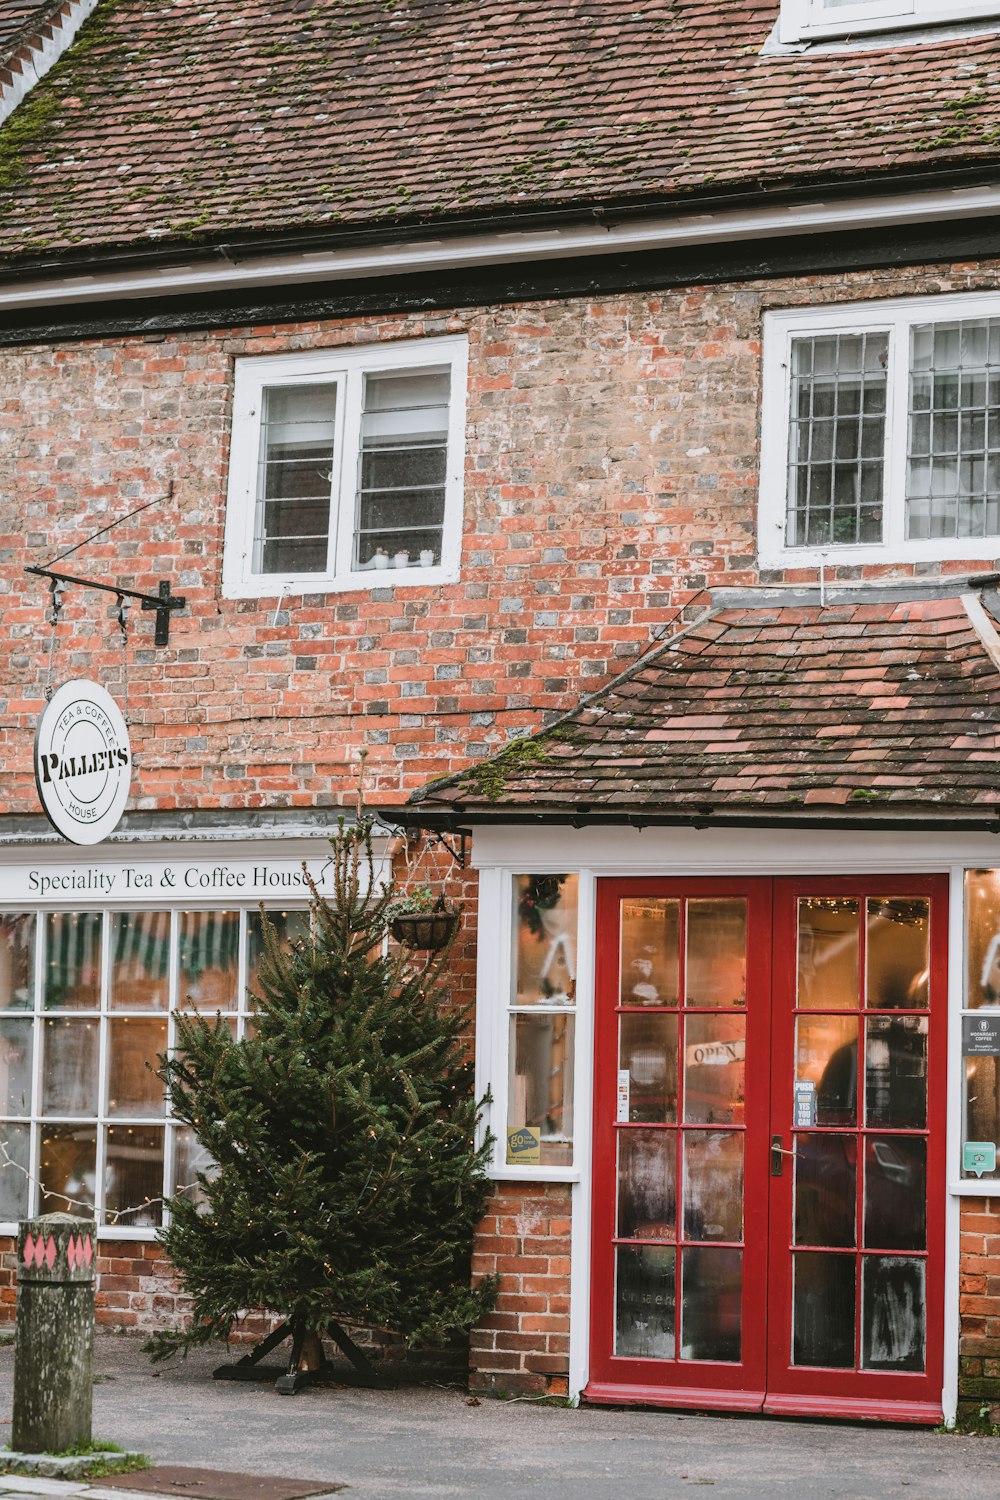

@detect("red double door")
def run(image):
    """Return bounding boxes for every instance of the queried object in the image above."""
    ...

[588,877,947,1423]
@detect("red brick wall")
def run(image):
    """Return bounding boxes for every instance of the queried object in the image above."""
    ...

[959,1197,1000,1416]
[470,1183,572,1396]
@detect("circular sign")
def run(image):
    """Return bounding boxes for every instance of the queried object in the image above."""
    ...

[34,680,132,845]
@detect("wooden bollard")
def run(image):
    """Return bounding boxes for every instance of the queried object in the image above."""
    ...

[12,1213,96,1454]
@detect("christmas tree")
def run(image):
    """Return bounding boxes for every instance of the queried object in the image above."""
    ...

[145,812,497,1371]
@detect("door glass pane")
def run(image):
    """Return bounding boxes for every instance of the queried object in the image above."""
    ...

[793,1252,855,1368]
[39,1124,96,1215]
[618,1013,678,1124]
[866,898,930,1009]
[683,1131,743,1242]
[41,1018,99,1116]
[684,1015,746,1125]
[110,912,170,1011]
[0,1123,29,1220]
[0,915,34,1011]
[44,913,101,1009]
[794,1135,856,1248]
[864,1137,926,1251]
[796,1015,858,1127]
[618,1130,676,1240]
[862,1257,925,1372]
[179,911,239,1012]
[797,898,858,1010]
[681,1247,742,1363]
[615,1245,675,1359]
[0,1019,32,1118]
[686,900,746,1008]
[508,1013,574,1167]
[104,1125,164,1228]
[966,869,1000,1007]
[513,875,578,1004]
[107,1019,168,1117]
[620,899,679,1006]
[865,1016,927,1129]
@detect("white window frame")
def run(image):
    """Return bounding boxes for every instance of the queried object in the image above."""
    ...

[779,0,1000,43]
[222,334,468,598]
[759,290,1000,570]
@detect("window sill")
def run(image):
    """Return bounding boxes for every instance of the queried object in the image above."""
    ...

[221,564,460,600]
[950,1180,1000,1197]
[489,1165,580,1184]
[758,538,1000,572]
[0,1222,161,1240]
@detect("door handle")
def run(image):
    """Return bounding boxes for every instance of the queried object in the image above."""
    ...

[771,1134,786,1177]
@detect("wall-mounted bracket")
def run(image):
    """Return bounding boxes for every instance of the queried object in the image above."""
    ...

[26,567,186,647]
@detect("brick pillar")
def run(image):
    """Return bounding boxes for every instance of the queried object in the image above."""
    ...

[470,1182,572,1396]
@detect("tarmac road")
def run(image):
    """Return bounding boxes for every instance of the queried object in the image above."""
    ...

[0,1336,998,1500]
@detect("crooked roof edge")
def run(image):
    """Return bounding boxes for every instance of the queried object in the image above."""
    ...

[0,0,100,126]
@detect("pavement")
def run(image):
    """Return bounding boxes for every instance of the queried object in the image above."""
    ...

[0,1336,998,1499]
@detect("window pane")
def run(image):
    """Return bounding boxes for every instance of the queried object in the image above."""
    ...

[104,1125,164,1228]
[42,1018,99,1117]
[681,1246,742,1363]
[107,1018,168,1117]
[620,898,679,1006]
[0,1124,29,1220]
[512,875,577,1005]
[862,1257,925,1372]
[172,1123,216,1207]
[39,1124,96,1216]
[507,1013,574,1167]
[247,909,311,1004]
[794,1135,856,1249]
[966,869,1000,1007]
[797,898,858,1010]
[683,1015,745,1126]
[0,915,34,1011]
[618,1130,676,1240]
[179,911,239,1012]
[686,899,746,1008]
[787,332,887,548]
[683,1131,743,1243]
[793,1252,855,1368]
[964,1054,1000,1182]
[110,911,170,1011]
[355,367,449,570]
[253,383,335,575]
[619,1013,678,1124]
[615,1244,675,1359]
[44,913,101,1009]
[864,1137,926,1251]
[796,1015,858,1127]
[0,1019,33,1117]
[907,319,1000,540]
[865,1016,927,1130]
[866,898,929,1009]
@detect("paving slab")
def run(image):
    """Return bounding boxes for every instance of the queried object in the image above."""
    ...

[0,1336,999,1499]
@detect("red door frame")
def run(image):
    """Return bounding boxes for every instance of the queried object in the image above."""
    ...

[586,874,947,1423]
[587,877,773,1410]
[763,875,947,1424]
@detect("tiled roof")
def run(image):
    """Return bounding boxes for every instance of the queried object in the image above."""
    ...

[3,2,1000,260]
[408,591,1000,826]
[0,3,51,51]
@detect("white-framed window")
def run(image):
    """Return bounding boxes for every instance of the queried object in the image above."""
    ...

[0,904,309,1235]
[759,292,1000,569]
[222,335,468,597]
[779,0,1000,43]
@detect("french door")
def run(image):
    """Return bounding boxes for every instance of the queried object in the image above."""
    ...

[587,877,947,1423]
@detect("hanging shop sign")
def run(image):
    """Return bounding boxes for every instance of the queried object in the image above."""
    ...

[34,680,132,846]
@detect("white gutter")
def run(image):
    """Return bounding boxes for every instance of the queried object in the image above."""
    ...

[0,0,101,126]
[4,179,1000,312]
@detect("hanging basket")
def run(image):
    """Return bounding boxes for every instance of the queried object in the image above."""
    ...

[389,908,460,951]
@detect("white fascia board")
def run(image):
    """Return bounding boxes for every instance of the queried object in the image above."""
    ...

[6,180,1000,312]
[0,0,101,126]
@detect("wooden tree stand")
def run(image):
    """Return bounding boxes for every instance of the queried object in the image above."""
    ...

[213,1318,394,1395]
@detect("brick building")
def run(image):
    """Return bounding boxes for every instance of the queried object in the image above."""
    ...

[0,0,998,1424]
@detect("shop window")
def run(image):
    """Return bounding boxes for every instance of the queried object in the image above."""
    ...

[962,871,1000,1185]
[759,295,1000,569]
[778,0,1000,43]
[505,874,579,1169]
[222,335,468,597]
[0,905,309,1232]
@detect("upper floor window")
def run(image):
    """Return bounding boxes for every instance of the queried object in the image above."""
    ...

[222,336,468,597]
[759,293,1000,568]
[779,0,1000,42]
